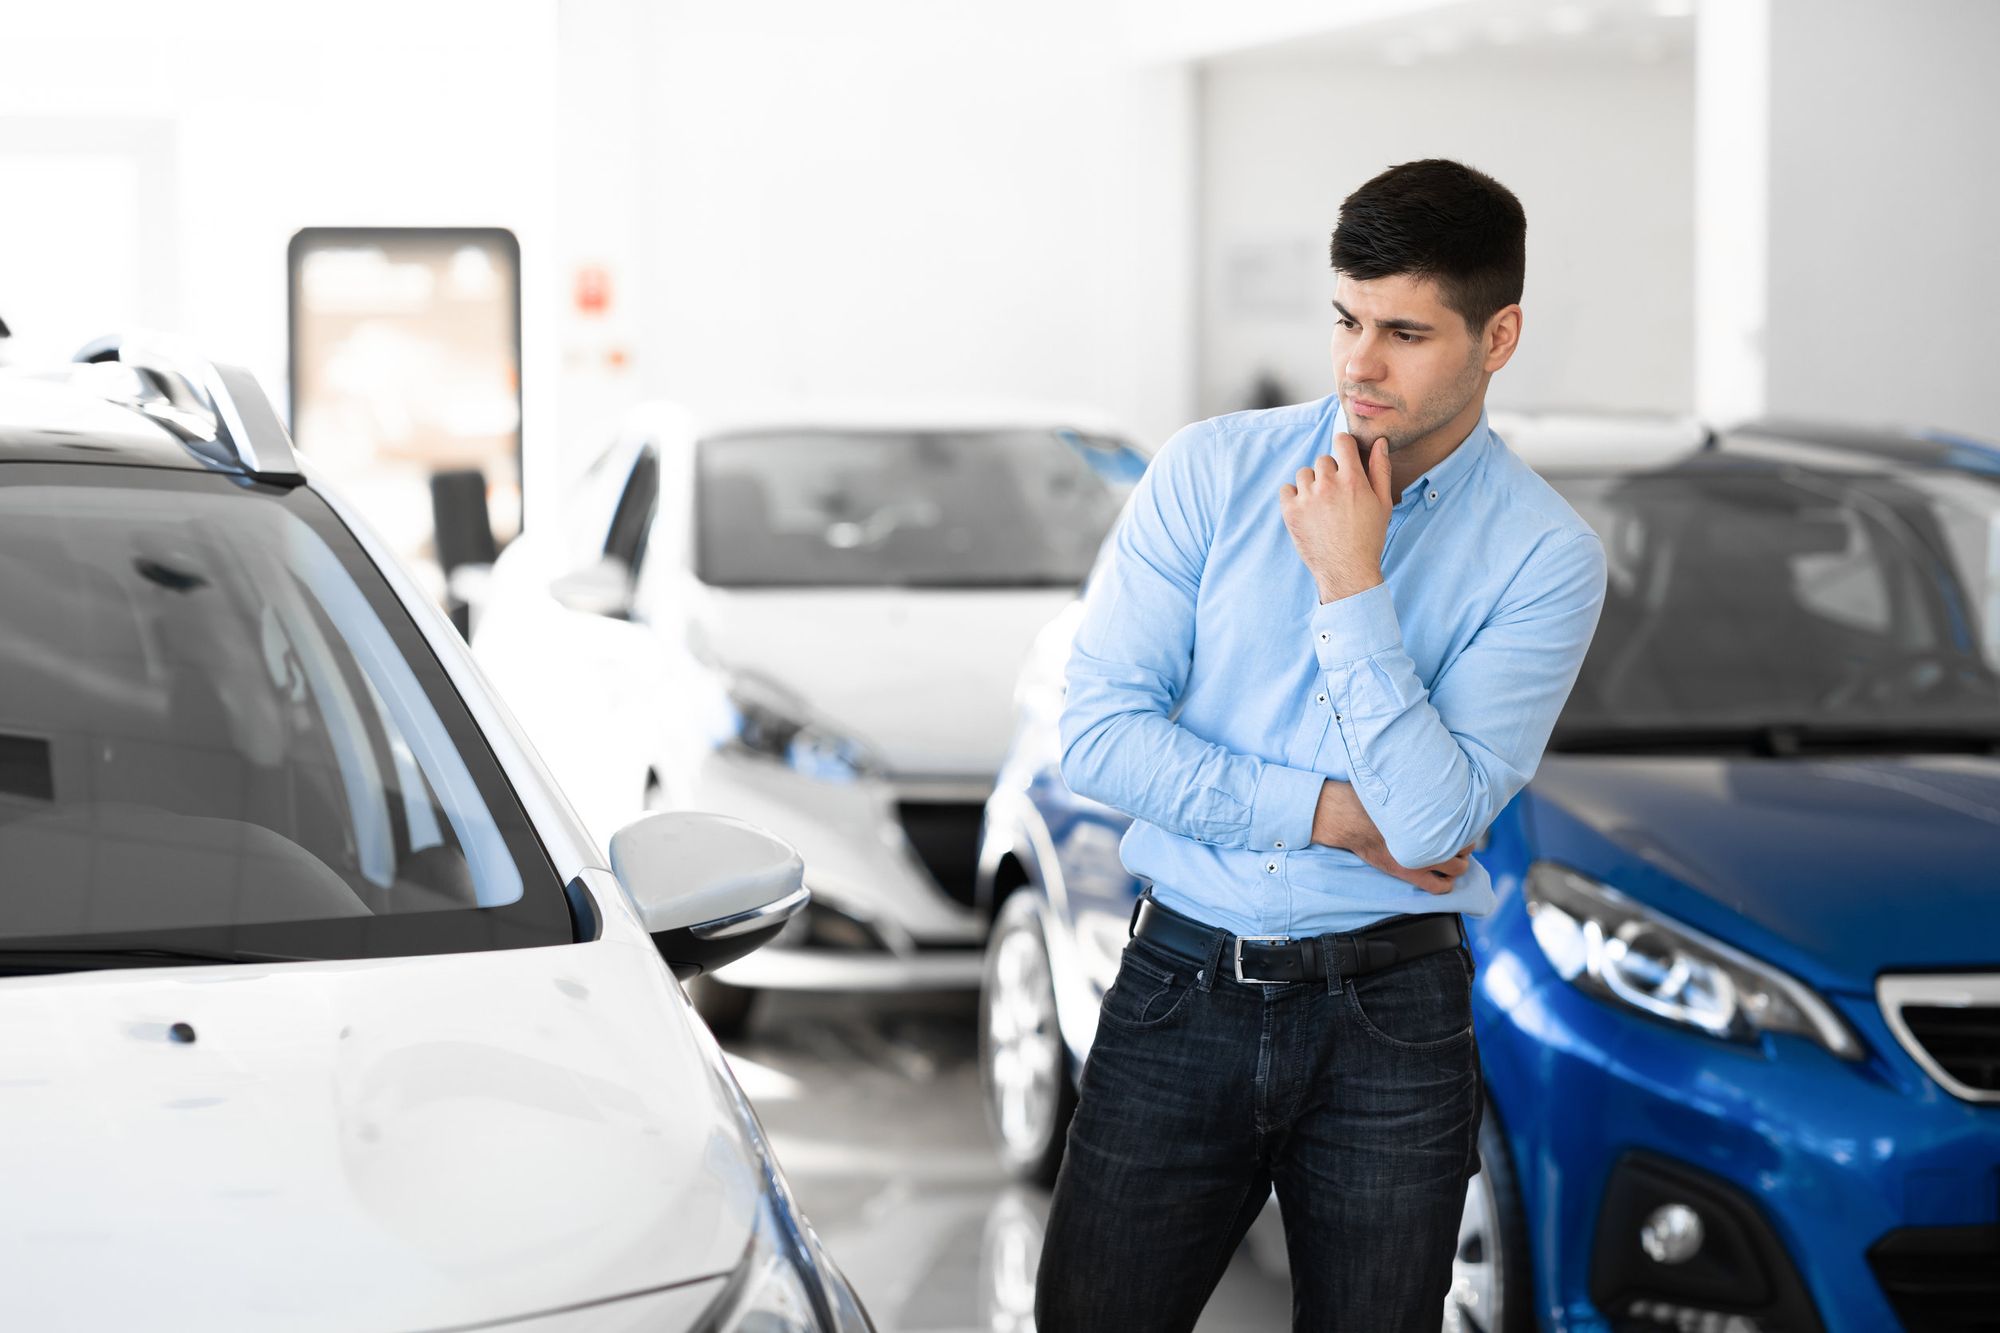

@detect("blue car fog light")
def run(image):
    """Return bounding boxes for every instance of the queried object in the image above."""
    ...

[1591,1153,1823,1333]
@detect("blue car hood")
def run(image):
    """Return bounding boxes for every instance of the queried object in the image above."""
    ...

[1528,754,2000,991]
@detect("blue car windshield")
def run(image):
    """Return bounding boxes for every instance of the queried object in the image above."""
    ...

[695,428,1141,589]
[1549,463,2000,737]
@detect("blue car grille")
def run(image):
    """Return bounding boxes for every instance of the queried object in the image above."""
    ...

[1867,1225,2000,1333]
[1901,1005,2000,1096]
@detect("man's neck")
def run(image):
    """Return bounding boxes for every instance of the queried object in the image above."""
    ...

[1387,398,1486,503]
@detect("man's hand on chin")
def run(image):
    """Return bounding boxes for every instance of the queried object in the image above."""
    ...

[1309,779,1474,896]
[1279,431,1394,604]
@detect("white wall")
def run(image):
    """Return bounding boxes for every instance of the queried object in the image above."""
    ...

[1197,39,1695,418]
[0,0,563,513]
[624,0,1199,452]
[1761,0,2000,439]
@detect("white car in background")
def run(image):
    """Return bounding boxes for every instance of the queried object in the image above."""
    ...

[473,404,1146,1031]
[0,341,870,1332]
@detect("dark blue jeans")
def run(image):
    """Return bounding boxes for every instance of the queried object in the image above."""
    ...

[1035,914,1482,1332]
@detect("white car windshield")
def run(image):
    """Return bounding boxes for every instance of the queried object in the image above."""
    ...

[0,465,569,961]
[695,427,1143,589]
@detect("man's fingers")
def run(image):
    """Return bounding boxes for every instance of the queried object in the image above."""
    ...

[1364,436,1394,506]
[1279,482,1298,501]
[1296,466,1316,489]
[1328,431,1363,473]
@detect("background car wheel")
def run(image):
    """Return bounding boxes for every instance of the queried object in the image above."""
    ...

[976,1186,1047,1333]
[1447,1099,1533,1333]
[685,973,758,1037]
[979,891,1077,1186]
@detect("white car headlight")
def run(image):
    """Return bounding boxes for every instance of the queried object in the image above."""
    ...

[700,1189,826,1332]
[692,1027,874,1333]
[1524,862,1861,1060]
[707,670,875,782]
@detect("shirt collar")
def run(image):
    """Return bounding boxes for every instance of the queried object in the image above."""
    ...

[1329,400,1492,511]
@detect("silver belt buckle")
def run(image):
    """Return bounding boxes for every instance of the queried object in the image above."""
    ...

[1233,934,1293,985]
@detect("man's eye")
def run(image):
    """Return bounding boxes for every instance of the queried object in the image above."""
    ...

[1393,331,1420,343]
[1336,318,1359,331]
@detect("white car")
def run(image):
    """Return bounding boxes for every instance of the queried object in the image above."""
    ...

[0,341,872,1332]
[472,404,1147,1032]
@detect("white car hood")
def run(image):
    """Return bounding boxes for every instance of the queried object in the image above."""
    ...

[0,937,754,1332]
[694,586,1075,777]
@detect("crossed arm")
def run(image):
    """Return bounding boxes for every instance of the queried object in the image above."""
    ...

[1058,420,1606,893]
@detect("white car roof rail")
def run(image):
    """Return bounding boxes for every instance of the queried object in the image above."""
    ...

[72,332,304,482]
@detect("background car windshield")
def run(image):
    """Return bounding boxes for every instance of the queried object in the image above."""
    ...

[696,428,1142,588]
[0,466,564,949]
[1551,463,2000,733]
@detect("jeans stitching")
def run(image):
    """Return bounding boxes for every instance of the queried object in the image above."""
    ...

[1340,952,1474,1053]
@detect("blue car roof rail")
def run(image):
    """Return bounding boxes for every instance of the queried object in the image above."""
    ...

[71,332,304,483]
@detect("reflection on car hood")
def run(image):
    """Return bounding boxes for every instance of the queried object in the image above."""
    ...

[0,937,754,1332]
[696,585,1077,776]
[1531,754,2000,989]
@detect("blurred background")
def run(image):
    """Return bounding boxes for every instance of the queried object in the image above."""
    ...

[5,2,1997,1330]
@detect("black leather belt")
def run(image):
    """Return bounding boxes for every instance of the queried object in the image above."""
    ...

[1131,893,1465,985]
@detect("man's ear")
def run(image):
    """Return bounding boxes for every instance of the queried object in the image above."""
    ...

[1483,305,1523,374]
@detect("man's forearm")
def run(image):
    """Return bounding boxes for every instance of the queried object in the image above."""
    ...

[1308,779,1383,858]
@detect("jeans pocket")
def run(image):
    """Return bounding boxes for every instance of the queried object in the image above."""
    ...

[1098,942,1196,1030]
[1343,947,1474,1052]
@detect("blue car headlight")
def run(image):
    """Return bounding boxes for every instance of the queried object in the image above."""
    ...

[1524,862,1861,1060]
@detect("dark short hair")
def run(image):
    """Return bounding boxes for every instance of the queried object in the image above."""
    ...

[1329,159,1526,334]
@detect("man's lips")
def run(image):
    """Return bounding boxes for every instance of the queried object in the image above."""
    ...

[1347,397,1394,418]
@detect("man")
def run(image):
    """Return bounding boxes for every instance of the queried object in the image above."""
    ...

[1035,159,1608,1331]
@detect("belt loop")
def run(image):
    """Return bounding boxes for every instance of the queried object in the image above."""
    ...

[1323,931,1343,995]
[1197,929,1226,992]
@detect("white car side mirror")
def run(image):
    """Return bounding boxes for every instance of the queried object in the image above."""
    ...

[550,556,636,619]
[609,810,807,980]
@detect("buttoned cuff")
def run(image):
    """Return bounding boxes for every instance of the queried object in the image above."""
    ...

[1309,582,1403,667]
[1248,762,1323,852]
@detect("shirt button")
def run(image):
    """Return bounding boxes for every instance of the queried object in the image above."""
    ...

[1428,489,1439,502]
[1265,861,1278,874]
[1318,632,1328,643]
[1334,713,1343,722]
[1274,840,1285,849]
[1316,693,1327,704]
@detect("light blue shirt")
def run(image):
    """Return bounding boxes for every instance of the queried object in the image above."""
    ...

[1060,393,1608,937]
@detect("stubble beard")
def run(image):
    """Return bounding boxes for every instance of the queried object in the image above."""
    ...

[1345,348,1485,453]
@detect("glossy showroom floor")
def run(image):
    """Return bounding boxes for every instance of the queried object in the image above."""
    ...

[721,991,1296,1333]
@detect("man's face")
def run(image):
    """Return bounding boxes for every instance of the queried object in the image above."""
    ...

[1330,272,1488,452]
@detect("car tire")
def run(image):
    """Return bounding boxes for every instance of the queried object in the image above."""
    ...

[686,973,758,1038]
[980,891,1077,1187]
[1448,1097,1533,1333]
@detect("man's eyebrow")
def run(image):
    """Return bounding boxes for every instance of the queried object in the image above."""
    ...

[1332,299,1436,334]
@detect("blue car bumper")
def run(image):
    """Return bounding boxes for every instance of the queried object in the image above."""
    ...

[1476,907,2000,1333]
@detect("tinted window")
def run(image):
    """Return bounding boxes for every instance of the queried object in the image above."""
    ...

[0,464,568,959]
[1551,463,2000,732]
[695,428,1142,588]
[604,445,658,572]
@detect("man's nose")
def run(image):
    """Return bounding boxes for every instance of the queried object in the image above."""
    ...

[1343,333,1386,384]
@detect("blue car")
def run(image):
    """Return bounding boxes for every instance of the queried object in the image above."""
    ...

[973,413,2000,1333]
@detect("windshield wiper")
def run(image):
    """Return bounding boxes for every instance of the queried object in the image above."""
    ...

[0,946,313,975]
[1550,721,2000,756]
